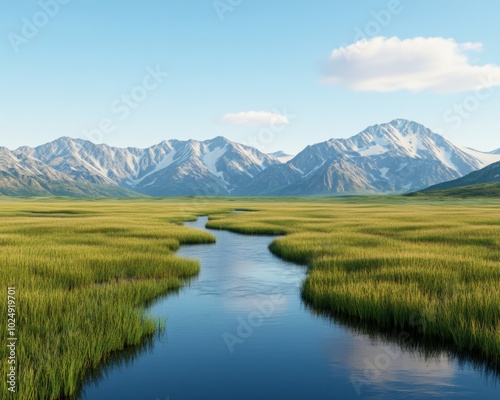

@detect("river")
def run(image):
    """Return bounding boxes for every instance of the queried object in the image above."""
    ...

[83,217,499,399]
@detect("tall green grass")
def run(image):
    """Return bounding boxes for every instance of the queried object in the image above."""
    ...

[207,201,500,369]
[0,200,232,399]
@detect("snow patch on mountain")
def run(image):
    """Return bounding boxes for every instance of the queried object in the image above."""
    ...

[358,144,388,157]
[202,144,227,178]
[128,149,178,186]
[458,146,500,168]
[379,167,389,178]
[268,151,295,163]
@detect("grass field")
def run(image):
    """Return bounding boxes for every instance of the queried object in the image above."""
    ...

[0,196,499,398]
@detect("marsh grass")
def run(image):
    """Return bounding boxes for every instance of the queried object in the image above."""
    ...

[1,197,499,398]
[0,199,230,399]
[207,200,500,370]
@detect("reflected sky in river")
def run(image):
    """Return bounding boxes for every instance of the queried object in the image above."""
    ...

[83,217,498,400]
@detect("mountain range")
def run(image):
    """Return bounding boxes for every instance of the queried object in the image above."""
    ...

[1,119,499,197]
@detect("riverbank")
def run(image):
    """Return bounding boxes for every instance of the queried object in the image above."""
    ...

[206,200,500,370]
[0,199,232,399]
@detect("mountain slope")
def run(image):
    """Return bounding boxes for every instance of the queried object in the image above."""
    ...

[411,183,500,198]
[236,120,499,196]
[132,137,280,195]
[0,146,139,197]
[423,160,500,192]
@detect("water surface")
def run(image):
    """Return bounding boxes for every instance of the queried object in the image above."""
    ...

[84,217,498,399]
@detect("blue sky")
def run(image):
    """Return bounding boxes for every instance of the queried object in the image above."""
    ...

[1,0,500,154]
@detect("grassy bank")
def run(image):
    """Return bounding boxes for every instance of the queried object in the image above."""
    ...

[0,199,233,399]
[206,199,500,369]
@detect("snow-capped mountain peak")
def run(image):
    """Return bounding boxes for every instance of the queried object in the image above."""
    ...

[236,120,500,195]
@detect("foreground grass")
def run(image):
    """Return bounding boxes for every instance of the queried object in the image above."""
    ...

[206,200,500,369]
[1,197,499,398]
[0,199,233,399]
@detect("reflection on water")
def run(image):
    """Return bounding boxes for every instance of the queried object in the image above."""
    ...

[312,308,500,384]
[82,217,499,400]
[69,333,158,399]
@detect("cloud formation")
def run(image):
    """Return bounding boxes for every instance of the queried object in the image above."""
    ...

[221,111,290,125]
[323,36,500,93]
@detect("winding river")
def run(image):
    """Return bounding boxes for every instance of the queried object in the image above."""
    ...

[83,217,499,399]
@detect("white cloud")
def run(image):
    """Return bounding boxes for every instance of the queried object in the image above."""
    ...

[221,111,290,125]
[323,36,500,93]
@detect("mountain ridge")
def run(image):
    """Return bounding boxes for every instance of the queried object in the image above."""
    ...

[2,120,499,197]
[235,119,499,195]
[13,136,281,196]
